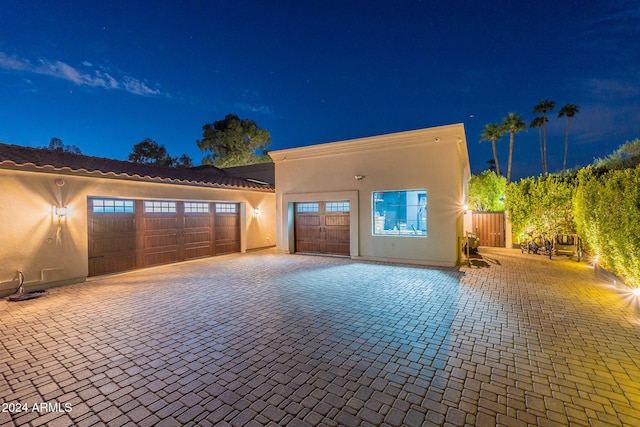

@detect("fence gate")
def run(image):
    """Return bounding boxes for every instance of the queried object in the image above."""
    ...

[472,212,505,247]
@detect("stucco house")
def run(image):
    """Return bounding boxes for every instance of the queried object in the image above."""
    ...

[269,123,470,267]
[0,123,470,296]
[0,143,275,296]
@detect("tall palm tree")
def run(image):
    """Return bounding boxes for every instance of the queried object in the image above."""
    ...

[503,112,526,183]
[558,103,580,174]
[530,116,547,174]
[533,100,556,174]
[480,123,506,177]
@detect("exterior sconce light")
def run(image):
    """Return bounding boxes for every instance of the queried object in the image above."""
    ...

[463,204,469,213]
[354,175,365,181]
[53,206,69,223]
[253,207,261,217]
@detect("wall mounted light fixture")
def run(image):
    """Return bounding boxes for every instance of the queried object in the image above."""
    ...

[253,207,261,217]
[354,175,365,181]
[53,206,69,223]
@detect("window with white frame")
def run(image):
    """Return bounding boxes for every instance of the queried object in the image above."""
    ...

[92,199,134,213]
[296,203,319,213]
[215,203,237,213]
[373,190,427,236]
[144,201,177,213]
[325,201,350,212]
[184,202,210,213]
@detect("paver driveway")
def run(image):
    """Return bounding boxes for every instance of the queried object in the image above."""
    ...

[1,248,639,427]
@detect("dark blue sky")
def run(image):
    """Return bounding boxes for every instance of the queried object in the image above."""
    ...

[1,1,639,179]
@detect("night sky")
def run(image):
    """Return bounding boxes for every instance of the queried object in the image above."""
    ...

[1,0,639,180]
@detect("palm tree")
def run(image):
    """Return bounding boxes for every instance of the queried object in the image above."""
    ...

[480,123,506,178]
[530,116,547,174]
[533,100,556,174]
[503,112,526,183]
[558,103,580,174]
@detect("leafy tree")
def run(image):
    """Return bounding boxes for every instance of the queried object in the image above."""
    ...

[128,138,170,165]
[46,137,82,154]
[468,170,506,212]
[558,103,580,174]
[533,100,556,174]
[175,154,194,168]
[594,139,640,170]
[197,114,272,167]
[479,123,506,178]
[128,138,192,168]
[529,116,547,174]
[502,112,526,184]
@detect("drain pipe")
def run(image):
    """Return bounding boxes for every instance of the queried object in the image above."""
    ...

[0,268,64,288]
[6,270,50,302]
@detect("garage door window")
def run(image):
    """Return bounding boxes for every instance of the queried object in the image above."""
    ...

[215,203,237,213]
[373,190,427,236]
[144,201,177,213]
[296,203,319,212]
[184,202,209,213]
[92,199,134,213]
[326,201,350,212]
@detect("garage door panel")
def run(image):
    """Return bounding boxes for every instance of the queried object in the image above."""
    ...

[295,202,350,256]
[145,216,178,231]
[184,230,211,244]
[325,242,350,255]
[214,206,240,254]
[88,198,239,276]
[145,234,178,248]
[297,215,321,226]
[325,215,349,226]
[183,246,212,259]
[91,217,136,235]
[296,227,321,240]
[89,253,137,276]
[145,250,178,266]
[87,206,137,276]
[325,229,349,242]
[90,236,136,254]
[296,241,321,253]
[215,242,240,254]
[185,216,210,228]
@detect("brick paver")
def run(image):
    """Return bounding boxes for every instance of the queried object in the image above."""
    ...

[1,248,639,426]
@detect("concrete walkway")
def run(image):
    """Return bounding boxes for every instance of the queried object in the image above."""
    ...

[1,248,639,427]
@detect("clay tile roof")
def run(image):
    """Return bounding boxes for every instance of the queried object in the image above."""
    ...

[0,143,274,192]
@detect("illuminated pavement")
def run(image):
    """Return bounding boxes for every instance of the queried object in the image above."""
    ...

[1,248,639,427]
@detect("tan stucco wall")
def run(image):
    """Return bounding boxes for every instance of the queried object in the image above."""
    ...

[271,124,470,267]
[0,168,275,295]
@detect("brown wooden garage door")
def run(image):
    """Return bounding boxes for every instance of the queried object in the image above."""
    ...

[87,199,137,276]
[88,199,240,276]
[295,201,350,256]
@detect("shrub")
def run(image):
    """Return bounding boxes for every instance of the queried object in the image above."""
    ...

[574,165,640,285]
[468,170,506,212]
[505,174,576,240]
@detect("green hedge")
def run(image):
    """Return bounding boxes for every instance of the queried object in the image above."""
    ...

[505,174,576,240]
[505,165,640,286]
[573,165,640,285]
